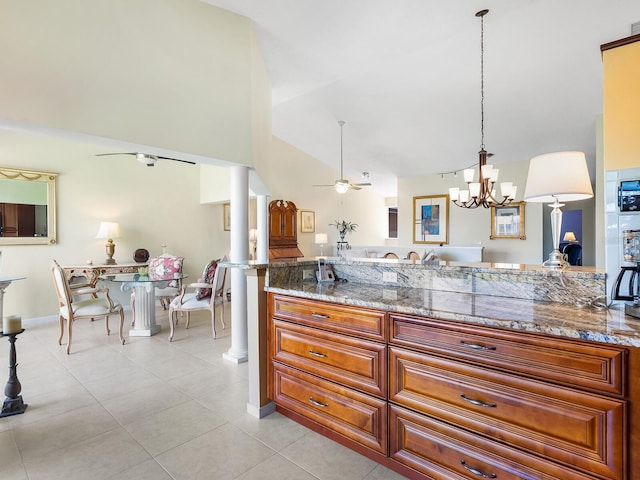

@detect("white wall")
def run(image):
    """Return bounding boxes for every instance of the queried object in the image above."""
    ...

[0,131,229,320]
[262,137,388,256]
[398,158,545,265]
[0,0,254,165]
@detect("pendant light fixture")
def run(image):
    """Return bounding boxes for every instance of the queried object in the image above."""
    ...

[449,9,517,209]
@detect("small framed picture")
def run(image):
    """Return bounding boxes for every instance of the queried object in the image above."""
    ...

[490,201,526,239]
[223,203,231,231]
[301,210,315,233]
[413,195,449,244]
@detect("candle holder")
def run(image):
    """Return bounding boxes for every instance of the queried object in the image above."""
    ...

[0,329,28,417]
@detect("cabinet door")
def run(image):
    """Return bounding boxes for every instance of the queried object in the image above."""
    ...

[390,346,626,479]
[390,405,601,480]
[272,319,387,397]
[273,363,387,454]
[390,314,626,396]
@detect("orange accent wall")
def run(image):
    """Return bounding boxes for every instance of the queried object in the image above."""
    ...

[603,38,640,170]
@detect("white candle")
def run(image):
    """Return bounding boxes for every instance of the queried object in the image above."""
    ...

[3,315,22,334]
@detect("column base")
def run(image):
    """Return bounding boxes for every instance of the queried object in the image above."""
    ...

[247,401,275,419]
[223,351,248,364]
[129,324,161,337]
[0,394,27,417]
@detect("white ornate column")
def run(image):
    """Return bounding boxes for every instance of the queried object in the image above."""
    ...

[224,165,249,364]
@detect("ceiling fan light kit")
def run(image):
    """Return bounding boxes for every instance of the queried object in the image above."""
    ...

[313,120,372,193]
[449,9,517,209]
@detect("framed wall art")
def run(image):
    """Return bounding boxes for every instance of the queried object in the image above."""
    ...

[223,203,231,231]
[413,194,449,244]
[300,210,315,233]
[490,201,526,239]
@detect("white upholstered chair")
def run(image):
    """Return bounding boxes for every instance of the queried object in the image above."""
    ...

[168,255,228,342]
[51,259,125,354]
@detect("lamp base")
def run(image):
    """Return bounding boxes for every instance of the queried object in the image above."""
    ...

[104,258,116,265]
[542,249,569,269]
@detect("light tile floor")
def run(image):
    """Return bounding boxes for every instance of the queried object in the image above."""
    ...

[0,306,406,480]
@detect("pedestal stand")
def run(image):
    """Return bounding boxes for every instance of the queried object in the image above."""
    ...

[337,242,350,255]
[0,329,27,417]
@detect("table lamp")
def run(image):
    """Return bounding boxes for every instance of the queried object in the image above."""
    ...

[96,221,121,265]
[524,152,593,268]
[563,231,577,243]
[315,233,328,257]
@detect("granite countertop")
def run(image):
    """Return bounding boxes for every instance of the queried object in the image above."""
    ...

[267,280,640,348]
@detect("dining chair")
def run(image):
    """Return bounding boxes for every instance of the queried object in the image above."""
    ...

[51,259,125,354]
[384,252,399,259]
[168,255,228,342]
[406,251,420,260]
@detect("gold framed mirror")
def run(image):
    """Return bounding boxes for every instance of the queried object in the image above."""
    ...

[0,167,58,245]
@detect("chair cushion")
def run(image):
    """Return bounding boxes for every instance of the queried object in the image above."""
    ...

[149,254,184,287]
[195,260,218,300]
[170,292,210,311]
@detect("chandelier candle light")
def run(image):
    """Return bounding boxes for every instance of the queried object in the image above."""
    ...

[449,9,517,209]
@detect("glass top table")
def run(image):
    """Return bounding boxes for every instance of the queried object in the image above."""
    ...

[100,273,187,337]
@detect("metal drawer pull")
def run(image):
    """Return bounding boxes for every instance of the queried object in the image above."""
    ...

[460,394,497,408]
[309,397,328,408]
[460,340,496,351]
[308,350,328,358]
[311,312,330,319]
[461,460,497,478]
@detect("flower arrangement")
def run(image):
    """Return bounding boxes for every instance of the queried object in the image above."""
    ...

[330,220,358,242]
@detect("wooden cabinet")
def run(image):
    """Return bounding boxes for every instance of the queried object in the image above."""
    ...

[268,293,631,480]
[268,199,303,259]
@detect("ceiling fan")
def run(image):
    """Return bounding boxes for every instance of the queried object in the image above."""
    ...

[95,152,196,167]
[313,121,372,193]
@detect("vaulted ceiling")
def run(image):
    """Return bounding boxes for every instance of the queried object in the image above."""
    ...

[202,0,640,196]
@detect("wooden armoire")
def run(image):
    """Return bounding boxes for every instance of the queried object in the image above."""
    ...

[268,199,303,259]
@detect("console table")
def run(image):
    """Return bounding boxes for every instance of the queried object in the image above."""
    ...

[62,263,146,288]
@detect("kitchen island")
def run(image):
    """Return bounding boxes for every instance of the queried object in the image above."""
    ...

[259,258,640,480]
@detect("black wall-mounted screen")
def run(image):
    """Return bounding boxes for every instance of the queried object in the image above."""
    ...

[619,180,640,212]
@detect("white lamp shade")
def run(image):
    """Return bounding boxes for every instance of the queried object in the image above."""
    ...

[563,231,577,242]
[96,221,121,239]
[524,151,593,203]
[315,233,328,244]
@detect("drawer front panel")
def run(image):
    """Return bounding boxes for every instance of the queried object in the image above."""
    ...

[390,405,600,480]
[273,319,387,397]
[273,363,387,453]
[271,294,386,341]
[390,314,625,396]
[390,347,625,479]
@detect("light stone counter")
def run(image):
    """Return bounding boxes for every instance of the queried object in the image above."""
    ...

[258,258,640,348]
[267,280,640,347]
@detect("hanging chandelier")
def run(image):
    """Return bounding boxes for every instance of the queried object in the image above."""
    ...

[449,9,517,209]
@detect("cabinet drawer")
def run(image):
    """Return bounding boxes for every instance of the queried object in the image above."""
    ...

[273,363,387,454]
[271,294,386,341]
[272,319,386,398]
[390,347,626,479]
[390,405,600,480]
[391,314,626,396]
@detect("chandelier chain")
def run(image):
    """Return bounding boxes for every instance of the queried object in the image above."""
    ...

[480,10,485,150]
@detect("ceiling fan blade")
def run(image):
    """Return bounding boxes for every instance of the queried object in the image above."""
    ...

[155,155,196,165]
[312,184,335,187]
[351,182,372,187]
[349,185,362,190]
[95,152,138,157]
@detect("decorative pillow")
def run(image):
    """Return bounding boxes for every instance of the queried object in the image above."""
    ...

[195,259,218,300]
[149,254,184,287]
